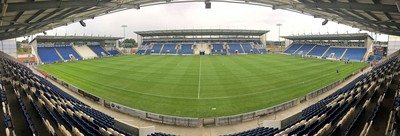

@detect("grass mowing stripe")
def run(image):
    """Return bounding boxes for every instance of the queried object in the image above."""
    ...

[198,57,202,99]
[39,54,366,117]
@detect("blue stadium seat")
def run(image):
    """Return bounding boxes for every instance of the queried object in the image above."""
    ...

[88,45,110,57]
[228,43,244,53]
[151,44,163,54]
[179,44,193,55]
[283,44,302,54]
[108,50,120,56]
[293,44,315,56]
[241,43,253,53]
[307,45,330,57]
[212,44,226,54]
[341,48,367,62]
[258,49,267,54]
[137,50,146,54]
[55,46,82,60]
[161,44,177,54]
[37,47,62,64]
[323,47,346,59]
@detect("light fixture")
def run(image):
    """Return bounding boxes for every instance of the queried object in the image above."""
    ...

[322,19,328,26]
[79,20,86,27]
[205,0,211,9]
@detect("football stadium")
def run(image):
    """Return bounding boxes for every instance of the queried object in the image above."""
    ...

[1,1,400,136]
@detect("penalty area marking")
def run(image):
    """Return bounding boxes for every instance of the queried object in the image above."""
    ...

[198,57,202,99]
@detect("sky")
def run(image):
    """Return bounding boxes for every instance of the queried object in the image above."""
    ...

[28,2,389,41]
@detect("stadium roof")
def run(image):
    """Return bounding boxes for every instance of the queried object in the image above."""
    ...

[0,0,399,40]
[135,29,269,36]
[31,35,122,43]
[282,33,373,40]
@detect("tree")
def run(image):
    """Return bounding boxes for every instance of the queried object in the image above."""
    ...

[120,39,138,48]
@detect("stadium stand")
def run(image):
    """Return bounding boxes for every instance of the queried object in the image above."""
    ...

[293,44,315,56]
[137,42,267,55]
[88,45,110,57]
[323,47,347,59]
[55,46,82,61]
[258,49,267,54]
[307,45,330,57]
[283,44,302,54]
[72,45,98,59]
[0,53,135,136]
[228,43,244,54]
[211,44,226,55]
[161,44,177,54]
[226,56,399,136]
[108,50,121,56]
[179,44,193,55]
[37,47,62,64]
[241,43,253,54]
[136,50,146,54]
[341,48,367,62]
[151,44,163,54]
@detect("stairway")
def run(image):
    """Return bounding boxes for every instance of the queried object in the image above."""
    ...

[321,47,331,57]
[340,48,348,60]
[53,48,64,61]
[305,45,316,56]
[240,44,246,53]
[158,44,165,54]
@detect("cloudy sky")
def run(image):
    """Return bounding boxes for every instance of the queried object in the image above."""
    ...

[37,2,388,41]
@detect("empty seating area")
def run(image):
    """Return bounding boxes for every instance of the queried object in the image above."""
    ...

[137,42,269,55]
[0,55,134,136]
[258,49,267,54]
[108,50,121,56]
[341,48,367,62]
[283,43,368,61]
[161,44,177,54]
[179,44,193,55]
[136,50,146,54]
[226,56,400,136]
[307,45,330,57]
[88,45,110,57]
[323,47,346,59]
[293,44,315,56]
[151,44,163,54]
[55,46,82,61]
[283,44,302,54]
[211,44,226,54]
[241,43,253,54]
[37,47,62,64]
[228,43,244,54]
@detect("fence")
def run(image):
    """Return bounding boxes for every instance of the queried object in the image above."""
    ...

[41,65,368,127]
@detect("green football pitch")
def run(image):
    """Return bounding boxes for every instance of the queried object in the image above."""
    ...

[38,54,366,118]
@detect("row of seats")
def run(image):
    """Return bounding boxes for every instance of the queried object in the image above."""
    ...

[0,56,133,136]
[138,43,266,55]
[88,46,110,57]
[226,56,399,136]
[37,45,121,64]
[283,44,367,62]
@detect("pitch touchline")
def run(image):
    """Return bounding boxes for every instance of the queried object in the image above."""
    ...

[198,57,202,99]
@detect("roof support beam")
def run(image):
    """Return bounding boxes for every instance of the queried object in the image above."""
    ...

[0,1,111,12]
[0,0,7,26]
[275,1,398,12]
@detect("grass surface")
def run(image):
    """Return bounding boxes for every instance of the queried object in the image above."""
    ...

[38,54,366,118]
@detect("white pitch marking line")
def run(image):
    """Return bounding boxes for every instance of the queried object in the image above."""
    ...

[197,57,202,99]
